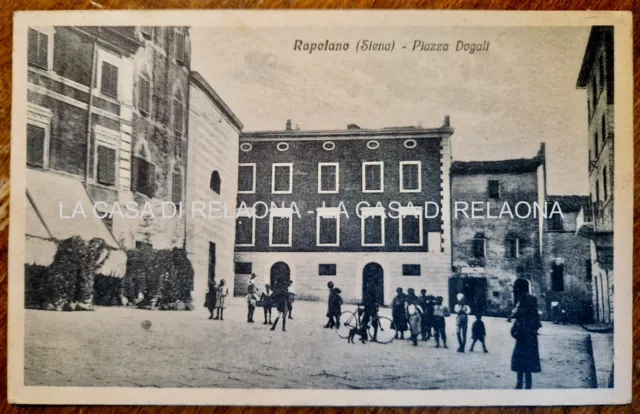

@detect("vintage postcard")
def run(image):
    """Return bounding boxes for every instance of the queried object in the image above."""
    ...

[8,10,633,406]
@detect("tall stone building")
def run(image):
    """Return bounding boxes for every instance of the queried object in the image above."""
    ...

[186,71,243,305]
[575,26,614,325]
[233,118,454,305]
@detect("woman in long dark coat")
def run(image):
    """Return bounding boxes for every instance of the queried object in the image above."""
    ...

[391,288,408,339]
[204,279,217,319]
[510,278,542,389]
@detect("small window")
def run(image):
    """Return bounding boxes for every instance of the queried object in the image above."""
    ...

[505,238,520,258]
[362,213,384,246]
[141,27,153,38]
[400,161,421,192]
[549,213,563,231]
[585,259,592,282]
[601,114,606,148]
[96,145,117,186]
[238,164,256,193]
[138,76,151,115]
[100,61,119,99]
[26,123,46,168]
[602,168,608,200]
[403,139,417,149]
[366,140,379,150]
[276,142,290,152]
[272,164,293,194]
[472,234,485,258]
[27,28,49,70]
[402,264,420,276]
[240,142,252,152]
[488,180,500,199]
[171,171,182,204]
[595,179,600,203]
[362,162,383,193]
[235,215,255,246]
[136,241,152,250]
[322,141,335,151]
[210,170,221,194]
[319,264,336,276]
[174,29,186,63]
[317,215,339,246]
[318,163,339,193]
[173,95,184,139]
[132,156,155,197]
[235,262,252,274]
[270,214,292,246]
[492,291,500,298]
[551,262,564,292]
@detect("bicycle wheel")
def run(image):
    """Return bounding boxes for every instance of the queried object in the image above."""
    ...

[369,315,396,344]
[336,311,358,339]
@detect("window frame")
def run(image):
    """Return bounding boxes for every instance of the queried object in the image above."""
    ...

[505,237,520,259]
[318,162,339,194]
[238,163,256,194]
[316,207,340,247]
[27,27,55,71]
[235,208,256,247]
[272,163,293,194]
[361,207,385,247]
[399,161,422,193]
[362,161,384,193]
[95,50,123,102]
[399,206,423,246]
[93,125,120,188]
[402,264,421,277]
[170,164,184,205]
[173,28,187,64]
[318,264,337,276]
[472,235,486,258]
[138,74,152,116]
[488,179,500,199]
[26,103,52,169]
[269,208,293,247]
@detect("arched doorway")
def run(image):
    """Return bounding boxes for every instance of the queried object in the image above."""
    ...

[362,262,384,305]
[270,262,291,290]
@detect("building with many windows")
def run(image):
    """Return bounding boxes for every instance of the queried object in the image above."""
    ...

[233,118,454,305]
[25,26,191,277]
[575,26,614,325]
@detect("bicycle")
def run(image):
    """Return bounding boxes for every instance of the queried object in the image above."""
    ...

[336,303,396,344]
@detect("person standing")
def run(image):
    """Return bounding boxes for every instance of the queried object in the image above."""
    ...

[328,287,343,329]
[213,279,228,320]
[261,284,273,325]
[246,273,258,323]
[270,280,290,332]
[418,290,433,341]
[324,281,336,328]
[407,304,422,346]
[391,288,408,340]
[204,279,217,320]
[454,294,471,352]
[432,296,450,348]
[287,282,295,320]
[469,314,488,353]
[510,278,542,389]
[361,280,380,342]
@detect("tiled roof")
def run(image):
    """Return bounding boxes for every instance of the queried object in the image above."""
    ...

[450,158,542,175]
[546,195,589,213]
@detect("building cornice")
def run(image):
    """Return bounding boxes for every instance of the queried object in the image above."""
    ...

[239,126,453,142]
[189,71,244,131]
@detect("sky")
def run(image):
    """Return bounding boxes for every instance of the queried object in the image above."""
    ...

[191,26,592,195]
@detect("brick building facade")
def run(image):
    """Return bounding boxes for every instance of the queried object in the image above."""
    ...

[233,118,453,306]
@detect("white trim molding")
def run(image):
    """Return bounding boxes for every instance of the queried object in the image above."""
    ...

[399,206,423,246]
[238,163,256,194]
[269,207,293,247]
[361,206,385,247]
[399,160,422,193]
[26,103,53,169]
[316,207,340,247]
[362,161,384,193]
[318,162,339,194]
[272,163,293,194]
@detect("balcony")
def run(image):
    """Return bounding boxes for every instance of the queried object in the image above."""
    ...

[576,206,594,238]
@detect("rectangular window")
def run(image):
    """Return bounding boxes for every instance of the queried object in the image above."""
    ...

[135,241,152,250]
[319,264,337,276]
[132,156,155,197]
[595,179,600,203]
[549,213,563,231]
[488,180,500,198]
[399,208,422,246]
[26,123,46,168]
[171,172,182,204]
[270,212,292,247]
[551,263,564,292]
[174,29,186,63]
[173,99,184,138]
[318,163,339,193]
[317,215,339,246]
[400,161,421,192]
[27,28,49,69]
[96,145,117,186]
[472,237,485,258]
[362,209,384,246]
[402,264,421,276]
[100,61,119,99]
[235,262,253,274]
[138,76,151,115]
[362,162,383,192]
[238,163,256,193]
[602,168,608,200]
[272,163,293,194]
[505,238,520,258]
[585,259,592,282]
[235,214,255,246]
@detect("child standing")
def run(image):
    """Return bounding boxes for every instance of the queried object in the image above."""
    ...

[246,273,258,323]
[469,314,488,353]
[407,304,422,346]
[261,284,273,325]
[213,279,228,320]
[432,296,450,348]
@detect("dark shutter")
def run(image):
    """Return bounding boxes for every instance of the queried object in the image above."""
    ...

[38,33,48,69]
[238,165,254,192]
[320,165,337,192]
[488,180,500,198]
[172,172,182,204]
[174,30,185,63]
[28,29,38,66]
[139,77,151,115]
[319,217,337,244]
[28,29,48,69]
[26,124,45,168]
[173,99,183,137]
[365,164,380,191]
[402,163,419,190]
[101,62,118,99]
[132,156,155,197]
[272,217,289,245]
[96,146,116,186]
[235,217,253,245]
[401,215,420,244]
[364,215,382,245]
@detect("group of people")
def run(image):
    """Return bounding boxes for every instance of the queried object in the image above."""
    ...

[246,273,295,332]
[204,278,229,320]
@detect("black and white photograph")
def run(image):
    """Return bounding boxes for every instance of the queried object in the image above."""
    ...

[8,10,633,406]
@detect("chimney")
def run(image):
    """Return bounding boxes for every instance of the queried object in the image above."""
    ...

[347,124,360,130]
[443,115,450,127]
[285,119,292,131]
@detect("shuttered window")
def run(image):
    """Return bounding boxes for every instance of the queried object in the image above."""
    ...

[132,156,155,197]
[172,172,182,204]
[174,30,186,63]
[138,76,151,115]
[100,61,119,99]
[96,146,116,186]
[27,29,49,69]
[173,98,184,137]
[26,124,46,168]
